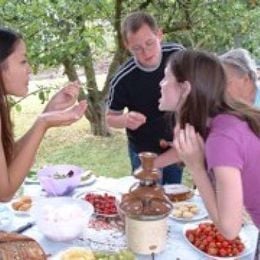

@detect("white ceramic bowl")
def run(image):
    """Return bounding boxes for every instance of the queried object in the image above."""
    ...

[31,197,94,242]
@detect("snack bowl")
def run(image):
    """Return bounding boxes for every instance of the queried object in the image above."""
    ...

[37,164,84,196]
[31,197,94,242]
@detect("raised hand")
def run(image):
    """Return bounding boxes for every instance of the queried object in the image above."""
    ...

[173,123,205,172]
[125,111,147,130]
[40,100,87,129]
[44,81,82,112]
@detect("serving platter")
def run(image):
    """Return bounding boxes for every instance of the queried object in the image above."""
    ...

[25,170,38,184]
[49,247,94,260]
[78,170,97,187]
[50,247,134,259]
[73,190,120,218]
[10,196,33,217]
[25,170,96,187]
[183,221,253,259]
[10,207,31,217]
[169,201,208,222]
[164,184,194,202]
[0,205,13,230]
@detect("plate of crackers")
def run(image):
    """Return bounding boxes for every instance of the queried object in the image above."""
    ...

[169,201,208,222]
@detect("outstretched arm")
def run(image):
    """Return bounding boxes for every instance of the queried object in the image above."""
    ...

[0,84,87,201]
[154,147,180,168]
[154,125,181,168]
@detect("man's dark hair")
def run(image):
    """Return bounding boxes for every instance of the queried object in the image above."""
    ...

[121,11,158,42]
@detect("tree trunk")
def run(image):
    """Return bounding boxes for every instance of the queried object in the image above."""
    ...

[101,48,128,98]
[83,43,110,136]
[61,1,129,137]
[101,0,129,98]
[62,54,110,136]
[62,58,79,81]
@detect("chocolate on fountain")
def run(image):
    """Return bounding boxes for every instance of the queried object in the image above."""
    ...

[120,152,172,218]
[121,184,172,216]
[133,152,160,182]
[120,197,172,216]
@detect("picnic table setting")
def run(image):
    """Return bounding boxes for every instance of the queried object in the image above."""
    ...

[0,153,258,260]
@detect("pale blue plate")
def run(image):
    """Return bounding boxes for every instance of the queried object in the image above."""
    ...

[0,204,13,231]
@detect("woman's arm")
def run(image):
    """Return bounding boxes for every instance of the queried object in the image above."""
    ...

[174,124,243,239]
[14,82,82,156]
[190,166,243,239]
[0,93,87,201]
[0,118,46,201]
[154,147,180,168]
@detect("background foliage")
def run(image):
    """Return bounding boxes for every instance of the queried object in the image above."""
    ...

[1,1,259,136]
[1,0,259,179]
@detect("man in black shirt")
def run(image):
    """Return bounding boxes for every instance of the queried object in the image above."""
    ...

[106,11,184,184]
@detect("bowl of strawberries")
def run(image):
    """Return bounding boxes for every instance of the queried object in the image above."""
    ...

[73,190,120,218]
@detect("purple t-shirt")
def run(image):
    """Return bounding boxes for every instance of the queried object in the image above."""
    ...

[206,114,260,228]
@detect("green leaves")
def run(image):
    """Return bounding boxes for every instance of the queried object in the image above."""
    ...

[14,104,22,112]
[38,90,45,104]
[1,0,259,136]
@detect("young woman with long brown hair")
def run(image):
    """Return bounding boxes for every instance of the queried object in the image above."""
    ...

[158,49,260,242]
[0,28,87,201]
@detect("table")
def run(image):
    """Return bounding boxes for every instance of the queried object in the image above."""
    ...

[5,176,258,260]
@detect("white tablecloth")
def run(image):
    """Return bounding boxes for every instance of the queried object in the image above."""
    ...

[5,176,258,260]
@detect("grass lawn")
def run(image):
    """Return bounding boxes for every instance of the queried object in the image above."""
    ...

[12,75,192,185]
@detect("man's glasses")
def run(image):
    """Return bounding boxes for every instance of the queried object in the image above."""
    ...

[130,39,157,55]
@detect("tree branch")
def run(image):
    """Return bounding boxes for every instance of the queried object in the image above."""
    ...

[138,0,154,10]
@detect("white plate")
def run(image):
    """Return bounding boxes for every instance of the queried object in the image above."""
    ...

[73,190,119,218]
[25,170,96,187]
[10,206,31,217]
[25,175,39,184]
[49,247,94,260]
[9,197,34,217]
[78,171,97,187]
[0,204,13,230]
[183,221,253,259]
[169,201,208,222]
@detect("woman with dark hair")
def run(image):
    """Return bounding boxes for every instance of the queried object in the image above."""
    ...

[0,28,87,201]
[158,49,260,241]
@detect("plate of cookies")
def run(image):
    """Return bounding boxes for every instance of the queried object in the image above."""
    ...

[10,195,33,216]
[169,201,208,222]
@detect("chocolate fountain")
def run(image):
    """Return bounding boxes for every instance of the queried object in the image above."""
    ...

[119,152,172,255]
